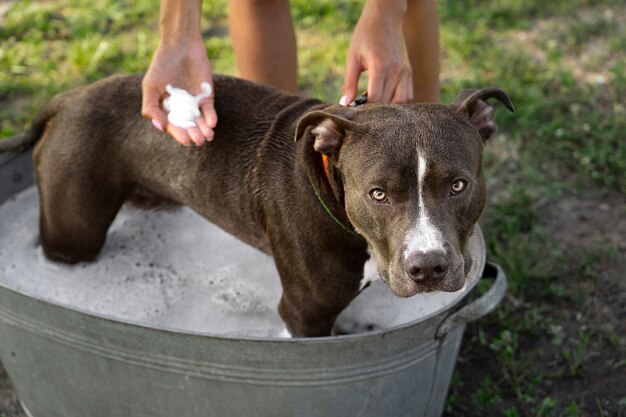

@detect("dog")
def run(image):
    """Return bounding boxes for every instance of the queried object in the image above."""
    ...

[0,74,513,337]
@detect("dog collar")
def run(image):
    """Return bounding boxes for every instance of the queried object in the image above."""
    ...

[316,154,361,238]
[321,153,331,181]
[313,93,368,239]
[348,91,368,107]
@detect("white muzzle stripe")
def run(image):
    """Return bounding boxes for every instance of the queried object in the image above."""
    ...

[404,153,445,256]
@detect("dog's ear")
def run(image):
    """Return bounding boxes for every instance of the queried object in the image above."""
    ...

[294,106,357,154]
[451,88,514,141]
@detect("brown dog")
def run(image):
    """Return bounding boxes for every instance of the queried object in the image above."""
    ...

[1,74,513,337]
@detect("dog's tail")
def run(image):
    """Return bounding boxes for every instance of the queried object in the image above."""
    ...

[0,105,57,153]
[0,89,80,153]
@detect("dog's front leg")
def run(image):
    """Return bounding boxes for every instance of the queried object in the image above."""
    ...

[277,290,353,338]
[270,237,368,337]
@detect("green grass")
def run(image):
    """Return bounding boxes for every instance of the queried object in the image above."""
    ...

[1,1,625,416]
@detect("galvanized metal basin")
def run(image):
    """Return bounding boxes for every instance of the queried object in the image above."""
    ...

[0,150,507,417]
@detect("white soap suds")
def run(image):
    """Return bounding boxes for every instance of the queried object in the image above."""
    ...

[0,187,478,338]
[163,83,212,129]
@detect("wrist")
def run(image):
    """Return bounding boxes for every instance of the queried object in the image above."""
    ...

[158,0,203,44]
[158,34,204,50]
[362,0,407,24]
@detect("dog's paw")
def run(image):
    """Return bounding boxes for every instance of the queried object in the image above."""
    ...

[276,326,293,339]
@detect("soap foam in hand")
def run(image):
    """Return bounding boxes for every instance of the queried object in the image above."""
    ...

[163,83,212,129]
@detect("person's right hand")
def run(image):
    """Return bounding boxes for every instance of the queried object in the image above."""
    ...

[341,0,413,106]
[142,39,218,146]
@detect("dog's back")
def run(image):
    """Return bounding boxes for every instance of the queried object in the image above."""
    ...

[19,74,322,263]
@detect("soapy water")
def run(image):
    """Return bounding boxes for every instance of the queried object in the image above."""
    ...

[0,187,481,338]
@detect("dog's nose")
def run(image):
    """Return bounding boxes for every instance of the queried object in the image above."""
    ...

[404,251,449,284]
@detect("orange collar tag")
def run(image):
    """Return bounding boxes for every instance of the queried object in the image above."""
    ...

[321,154,331,183]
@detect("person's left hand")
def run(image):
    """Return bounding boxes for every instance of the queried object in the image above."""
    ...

[341,1,413,105]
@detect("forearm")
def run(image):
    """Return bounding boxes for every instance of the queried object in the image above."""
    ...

[159,0,203,44]
[361,0,407,24]
[144,0,217,146]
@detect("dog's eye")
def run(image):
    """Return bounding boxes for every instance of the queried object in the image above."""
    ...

[370,188,387,202]
[451,179,467,195]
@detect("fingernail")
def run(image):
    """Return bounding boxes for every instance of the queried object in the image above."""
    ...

[339,95,349,106]
[152,119,164,131]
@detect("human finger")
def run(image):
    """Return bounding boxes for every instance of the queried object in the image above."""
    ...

[186,126,206,146]
[390,72,413,104]
[196,73,217,128]
[141,84,168,132]
[166,124,193,147]
[195,116,215,141]
[199,100,218,134]
[366,69,387,103]
[341,53,362,106]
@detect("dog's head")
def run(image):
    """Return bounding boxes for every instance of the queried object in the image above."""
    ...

[295,89,514,297]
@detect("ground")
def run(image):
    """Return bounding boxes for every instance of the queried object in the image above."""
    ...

[447,189,625,416]
[0,1,624,416]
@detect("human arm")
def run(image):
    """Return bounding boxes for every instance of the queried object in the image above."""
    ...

[342,0,440,105]
[141,0,218,146]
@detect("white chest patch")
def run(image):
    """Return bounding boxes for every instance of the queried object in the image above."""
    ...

[277,326,293,339]
[163,83,212,129]
[359,249,381,291]
[404,153,445,255]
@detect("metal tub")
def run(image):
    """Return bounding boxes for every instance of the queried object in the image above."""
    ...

[0,149,507,417]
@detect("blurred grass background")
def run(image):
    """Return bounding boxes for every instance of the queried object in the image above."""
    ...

[0,1,625,416]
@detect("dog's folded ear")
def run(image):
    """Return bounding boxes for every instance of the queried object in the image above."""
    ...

[451,88,514,141]
[294,105,357,154]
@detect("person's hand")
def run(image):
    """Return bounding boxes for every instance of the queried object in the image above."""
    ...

[341,1,413,105]
[142,39,217,146]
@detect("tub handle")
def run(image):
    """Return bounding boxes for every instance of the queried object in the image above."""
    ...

[436,261,507,339]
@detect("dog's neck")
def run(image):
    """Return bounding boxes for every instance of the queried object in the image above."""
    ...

[311,153,361,239]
